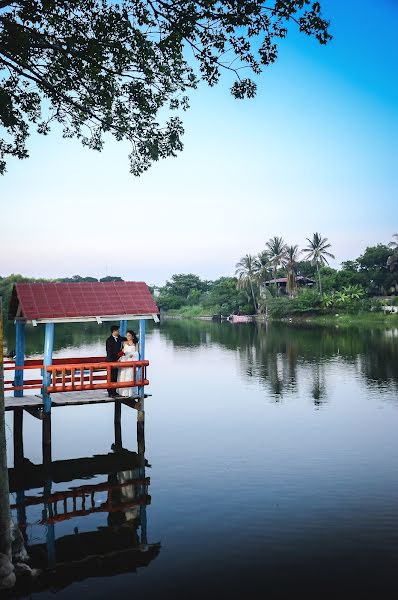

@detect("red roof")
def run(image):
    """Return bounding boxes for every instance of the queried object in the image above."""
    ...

[9,282,159,321]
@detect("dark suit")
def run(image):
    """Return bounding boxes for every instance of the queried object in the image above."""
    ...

[106,335,127,396]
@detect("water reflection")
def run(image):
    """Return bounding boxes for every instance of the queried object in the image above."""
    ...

[160,320,398,397]
[5,318,398,406]
[3,321,107,357]
[2,319,398,598]
[2,407,159,595]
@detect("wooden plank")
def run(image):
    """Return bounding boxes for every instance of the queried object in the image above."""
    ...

[4,391,150,410]
[5,395,42,410]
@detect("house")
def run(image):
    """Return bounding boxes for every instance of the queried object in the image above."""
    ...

[262,276,316,294]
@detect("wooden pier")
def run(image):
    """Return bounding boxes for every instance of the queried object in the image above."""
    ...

[6,411,160,593]
[0,283,161,592]
[4,390,149,411]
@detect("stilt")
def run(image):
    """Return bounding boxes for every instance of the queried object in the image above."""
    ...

[138,319,146,406]
[14,321,26,398]
[42,322,54,414]
[16,490,27,543]
[42,413,52,466]
[114,402,122,450]
[137,411,145,456]
[140,504,148,549]
[13,409,24,466]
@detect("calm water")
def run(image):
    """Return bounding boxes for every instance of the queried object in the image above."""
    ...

[4,320,398,599]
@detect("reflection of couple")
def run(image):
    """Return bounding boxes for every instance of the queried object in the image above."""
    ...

[106,325,139,398]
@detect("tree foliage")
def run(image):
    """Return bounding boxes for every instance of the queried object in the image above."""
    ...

[203,276,248,315]
[157,273,209,310]
[0,0,331,174]
[302,232,335,295]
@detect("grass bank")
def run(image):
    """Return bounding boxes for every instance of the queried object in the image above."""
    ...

[164,306,398,328]
[276,311,398,328]
[165,305,215,318]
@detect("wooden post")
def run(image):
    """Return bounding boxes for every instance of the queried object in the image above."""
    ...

[0,297,12,562]
[13,410,24,466]
[119,319,127,338]
[42,322,54,414]
[137,412,145,456]
[42,413,52,466]
[114,402,122,450]
[15,490,27,542]
[14,321,25,398]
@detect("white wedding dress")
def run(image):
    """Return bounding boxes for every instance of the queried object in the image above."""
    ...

[117,343,140,397]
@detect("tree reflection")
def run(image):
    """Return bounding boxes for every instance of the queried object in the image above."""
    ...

[160,320,398,399]
[310,362,327,407]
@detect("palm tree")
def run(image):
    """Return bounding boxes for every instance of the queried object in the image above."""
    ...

[235,254,259,312]
[265,236,287,294]
[389,233,398,250]
[302,232,335,295]
[253,250,270,285]
[283,245,301,297]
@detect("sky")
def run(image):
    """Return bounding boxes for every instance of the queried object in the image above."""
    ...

[1,0,397,286]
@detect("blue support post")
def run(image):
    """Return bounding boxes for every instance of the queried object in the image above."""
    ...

[140,505,148,549]
[138,319,146,399]
[42,323,54,414]
[139,319,146,360]
[14,321,26,397]
[119,319,127,337]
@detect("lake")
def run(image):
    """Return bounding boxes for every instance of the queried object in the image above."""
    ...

[3,319,398,599]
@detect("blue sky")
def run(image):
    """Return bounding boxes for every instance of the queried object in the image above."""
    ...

[1,0,397,285]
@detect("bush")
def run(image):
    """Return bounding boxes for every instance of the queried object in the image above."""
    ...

[369,298,384,312]
[295,289,322,310]
[267,293,322,318]
[267,298,292,319]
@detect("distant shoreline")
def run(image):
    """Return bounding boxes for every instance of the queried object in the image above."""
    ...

[162,312,398,328]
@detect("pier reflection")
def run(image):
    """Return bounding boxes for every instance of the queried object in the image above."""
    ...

[4,405,160,595]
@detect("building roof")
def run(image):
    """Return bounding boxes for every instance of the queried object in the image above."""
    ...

[9,282,159,323]
[265,276,315,285]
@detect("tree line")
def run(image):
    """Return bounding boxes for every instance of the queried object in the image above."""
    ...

[156,233,398,316]
[1,233,398,319]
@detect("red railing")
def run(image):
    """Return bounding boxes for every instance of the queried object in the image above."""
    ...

[3,356,149,394]
[10,476,151,524]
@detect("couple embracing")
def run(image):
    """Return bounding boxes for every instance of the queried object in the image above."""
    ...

[106,325,139,398]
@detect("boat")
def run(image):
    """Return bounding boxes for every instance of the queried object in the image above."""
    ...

[228,315,253,323]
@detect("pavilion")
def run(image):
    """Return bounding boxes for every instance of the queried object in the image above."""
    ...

[4,281,159,461]
[6,281,159,406]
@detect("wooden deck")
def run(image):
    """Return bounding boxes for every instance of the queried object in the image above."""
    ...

[5,390,148,411]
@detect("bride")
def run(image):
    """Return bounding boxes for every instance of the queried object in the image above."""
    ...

[117,330,140,397]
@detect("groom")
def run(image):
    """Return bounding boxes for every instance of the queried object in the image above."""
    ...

[106,325,126,397]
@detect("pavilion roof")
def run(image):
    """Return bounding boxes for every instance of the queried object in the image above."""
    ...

[9,281,159,324]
